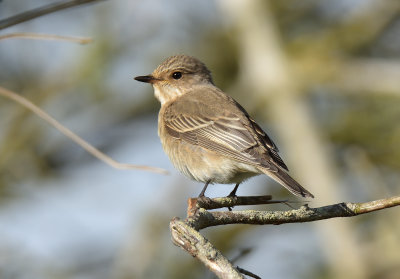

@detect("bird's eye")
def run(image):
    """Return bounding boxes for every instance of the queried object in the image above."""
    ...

[172,71,182,80]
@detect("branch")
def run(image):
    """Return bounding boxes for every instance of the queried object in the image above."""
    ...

[186,195,284,216]
[171,195,400,278]
[170,218,245,279]
[0,86,168,174]
[0,0,106,30]
[0,32,92,44]
[189,196,400,230]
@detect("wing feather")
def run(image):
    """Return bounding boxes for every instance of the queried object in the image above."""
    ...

[165,113,278,170]
[162,90,287,171]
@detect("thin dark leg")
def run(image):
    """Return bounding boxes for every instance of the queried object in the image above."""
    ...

[199,180,211,197]
[227,183,240,211]
[228,183,240,197]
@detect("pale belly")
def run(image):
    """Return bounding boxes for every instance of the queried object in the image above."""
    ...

[160,135,261,184]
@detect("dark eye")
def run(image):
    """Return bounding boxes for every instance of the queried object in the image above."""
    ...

[172,71,182,80]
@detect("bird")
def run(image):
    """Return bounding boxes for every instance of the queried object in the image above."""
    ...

[134,55,314,198]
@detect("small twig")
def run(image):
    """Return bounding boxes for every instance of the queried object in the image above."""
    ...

[0,33,92,44]
[196,195,274,210]
[0,86,168,174]
[0,0,106,30]
[187,196,272,215]
[236,266,261,279]
[231,249,261,279]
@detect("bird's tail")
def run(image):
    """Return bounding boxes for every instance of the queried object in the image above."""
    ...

[260,167,314,198]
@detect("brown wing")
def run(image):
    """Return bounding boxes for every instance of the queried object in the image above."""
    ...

[163,90,287,171]
[242,111,288,170]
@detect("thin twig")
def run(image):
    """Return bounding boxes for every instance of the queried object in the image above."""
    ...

[196,195,274,210]
[236,266,261,279]
[0,33,92,44]
[0,86,168,174]
[0,0,106,30]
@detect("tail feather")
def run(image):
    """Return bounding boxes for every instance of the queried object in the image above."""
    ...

[261,167,314,198]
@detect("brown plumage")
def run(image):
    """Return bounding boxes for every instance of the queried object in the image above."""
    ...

[135,55,314,198]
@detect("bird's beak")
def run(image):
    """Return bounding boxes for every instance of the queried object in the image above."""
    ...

[134,75,159,84]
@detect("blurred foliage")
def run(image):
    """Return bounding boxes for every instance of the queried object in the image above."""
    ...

[268,1,400,175]
[328,95,400,170]
[195,29,240,91]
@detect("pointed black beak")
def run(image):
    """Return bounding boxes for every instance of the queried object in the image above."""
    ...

[134,75,158,84]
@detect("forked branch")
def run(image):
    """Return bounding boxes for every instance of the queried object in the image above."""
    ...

[171,195,400,278]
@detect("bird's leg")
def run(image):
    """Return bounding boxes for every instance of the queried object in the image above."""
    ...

[227,183,240,211]
[228,183,240,197]
[198,180,211,198]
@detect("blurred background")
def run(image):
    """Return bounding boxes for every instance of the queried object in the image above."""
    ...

[0,0,399,278]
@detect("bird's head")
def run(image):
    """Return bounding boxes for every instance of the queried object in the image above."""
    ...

[135,55,213,104]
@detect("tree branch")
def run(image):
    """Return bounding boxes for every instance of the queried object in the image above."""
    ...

[188,196,400,230]
[0,32,92,44]
[171,195,400,278]
[170,218,245,279]
[186,195,286,216]
[0,0,106,30]
[0,86,168,174]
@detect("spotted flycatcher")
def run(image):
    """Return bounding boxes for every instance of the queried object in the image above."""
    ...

[135,55,314,198]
